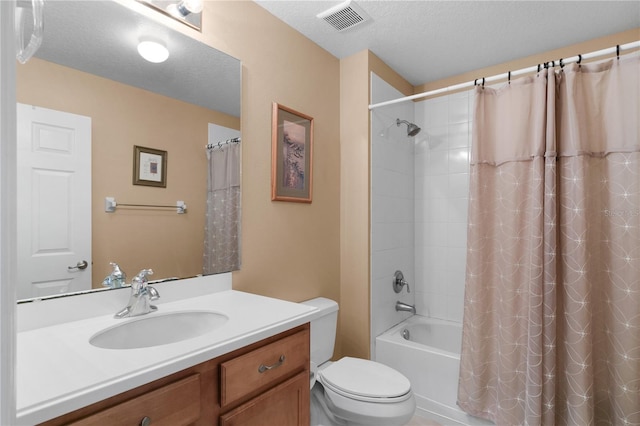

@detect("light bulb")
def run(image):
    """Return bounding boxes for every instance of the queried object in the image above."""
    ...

[167,0,203,17]
[181,0,203,14]
[137,40,169,63]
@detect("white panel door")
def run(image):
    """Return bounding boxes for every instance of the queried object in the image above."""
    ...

[17,104,92,300]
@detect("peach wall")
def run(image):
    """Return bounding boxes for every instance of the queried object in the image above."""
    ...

[339,51,370,359]
[17,58,239,286]
[197,2,342,308]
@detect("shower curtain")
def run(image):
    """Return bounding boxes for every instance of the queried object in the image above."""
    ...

[203,142,241,274]
[458,54,639,425]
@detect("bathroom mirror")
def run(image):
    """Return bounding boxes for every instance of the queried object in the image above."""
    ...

[15,0,241,301]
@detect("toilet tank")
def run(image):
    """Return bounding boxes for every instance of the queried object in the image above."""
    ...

[301,297,339,365]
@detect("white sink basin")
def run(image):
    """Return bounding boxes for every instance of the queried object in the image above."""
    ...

[89,310,228,350]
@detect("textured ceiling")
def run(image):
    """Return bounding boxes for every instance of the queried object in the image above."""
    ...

[28,1,639,112]
[255,1,640,86]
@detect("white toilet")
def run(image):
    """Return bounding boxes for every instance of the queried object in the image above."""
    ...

[303,297,416,426]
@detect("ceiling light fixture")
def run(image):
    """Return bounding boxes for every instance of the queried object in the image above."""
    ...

[139,0,203,30]
[137,39,169,63]
[167,0,203,18]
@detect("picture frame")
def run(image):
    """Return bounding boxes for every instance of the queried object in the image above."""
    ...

[271,103,314,203]
[133,145,167,188]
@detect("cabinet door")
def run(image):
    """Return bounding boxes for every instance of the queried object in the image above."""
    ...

[220,371,309,426]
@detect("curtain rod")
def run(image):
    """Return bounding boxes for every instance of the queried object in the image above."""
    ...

[369,40,640,110]
[206,137,241,150]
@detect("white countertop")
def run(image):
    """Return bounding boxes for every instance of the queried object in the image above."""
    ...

[16,275,318,425]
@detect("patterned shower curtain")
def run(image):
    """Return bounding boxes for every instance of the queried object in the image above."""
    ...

[458,54,639,425]
[203,142,241,274]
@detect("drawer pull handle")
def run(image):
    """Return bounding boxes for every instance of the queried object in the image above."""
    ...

[140,416,151,426]
[258,355,285,373]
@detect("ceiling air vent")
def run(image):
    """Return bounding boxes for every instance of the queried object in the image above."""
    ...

[317,0,371,32]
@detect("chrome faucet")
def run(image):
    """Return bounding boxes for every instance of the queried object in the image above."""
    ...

[395,301,416,315]
[114,269,160,319]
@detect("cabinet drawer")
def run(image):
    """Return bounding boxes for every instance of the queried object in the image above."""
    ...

[220,329,309,407]
[69,374,201,426]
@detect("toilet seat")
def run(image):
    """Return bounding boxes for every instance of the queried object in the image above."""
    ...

[319,357,412,403]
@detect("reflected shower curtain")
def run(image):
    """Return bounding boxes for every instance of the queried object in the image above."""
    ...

[458,55,639,425]
[203,143,241,274]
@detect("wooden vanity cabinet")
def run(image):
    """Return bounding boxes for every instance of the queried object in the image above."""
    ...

[40,324,310,426]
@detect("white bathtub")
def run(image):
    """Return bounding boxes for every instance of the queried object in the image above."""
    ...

[375,315,492,425]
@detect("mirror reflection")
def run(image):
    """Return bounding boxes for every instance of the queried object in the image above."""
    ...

[16,0,241,301]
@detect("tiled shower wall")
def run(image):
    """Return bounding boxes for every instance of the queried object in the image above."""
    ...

[370,73,474,354]
[370,74,415,356]
[414,90,474,323]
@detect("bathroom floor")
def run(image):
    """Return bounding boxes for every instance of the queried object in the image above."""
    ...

[407,415,442,426]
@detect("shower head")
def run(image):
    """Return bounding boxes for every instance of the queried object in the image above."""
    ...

[396,119,421,137]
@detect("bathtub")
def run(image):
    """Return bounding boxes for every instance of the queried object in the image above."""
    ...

[375,315,492,425]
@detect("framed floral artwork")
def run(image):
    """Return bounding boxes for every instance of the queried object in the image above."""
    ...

[271,103,314,203]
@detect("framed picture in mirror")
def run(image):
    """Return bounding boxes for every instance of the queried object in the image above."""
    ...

[271,103,314,203]
[133,145,167,187]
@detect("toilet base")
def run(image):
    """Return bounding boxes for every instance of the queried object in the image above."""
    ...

[311,382,415,426]
[311,383,347,426]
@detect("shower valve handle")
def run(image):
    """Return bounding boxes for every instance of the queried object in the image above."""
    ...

[393,270,410,293]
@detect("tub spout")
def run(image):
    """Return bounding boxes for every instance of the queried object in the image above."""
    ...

[396,301,416,315]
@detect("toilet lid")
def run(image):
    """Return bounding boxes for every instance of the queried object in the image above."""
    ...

[319,357,411,399]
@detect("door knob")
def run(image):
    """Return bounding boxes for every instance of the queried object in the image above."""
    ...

[68,260,88,271]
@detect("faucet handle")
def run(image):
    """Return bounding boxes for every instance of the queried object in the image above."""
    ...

[393,270,410,293]
[132,269,153,289]
[147,285,160,301]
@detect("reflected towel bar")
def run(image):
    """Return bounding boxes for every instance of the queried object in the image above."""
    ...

[105,197,186,214]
